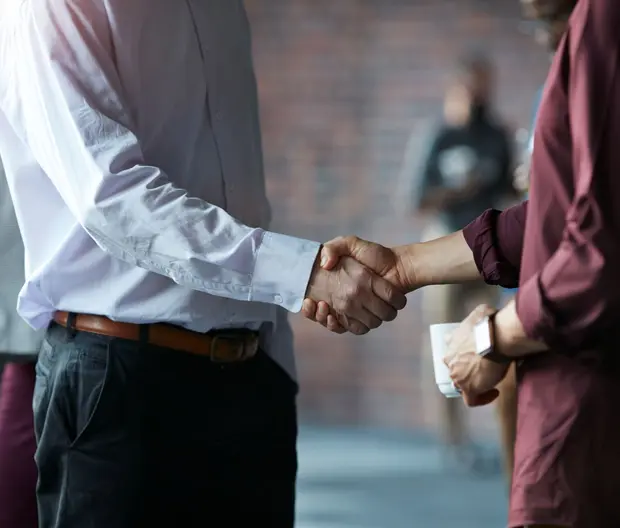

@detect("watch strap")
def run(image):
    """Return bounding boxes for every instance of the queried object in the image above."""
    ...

[476,312,512,364]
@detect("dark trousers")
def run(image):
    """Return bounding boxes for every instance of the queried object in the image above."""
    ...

[34,323,298,528]
[0,361,38,528]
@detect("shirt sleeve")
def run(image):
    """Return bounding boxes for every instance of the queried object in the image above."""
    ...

[516,0,620,349]
[462,201,528,289]
[13,0,319,313]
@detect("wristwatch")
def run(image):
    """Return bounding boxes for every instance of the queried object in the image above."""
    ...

[474,312,512,364]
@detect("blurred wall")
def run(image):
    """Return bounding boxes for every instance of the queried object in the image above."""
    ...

[246,0,549,434]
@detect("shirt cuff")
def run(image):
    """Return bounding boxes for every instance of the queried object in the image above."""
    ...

[462,209,520,288]
[251,231,321,313]
[515,272,558,348]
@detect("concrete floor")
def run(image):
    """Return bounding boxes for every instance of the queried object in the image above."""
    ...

[296,427,507,528]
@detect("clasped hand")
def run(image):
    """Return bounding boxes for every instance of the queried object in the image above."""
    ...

[303,236,412,335]
[444,304,510,407]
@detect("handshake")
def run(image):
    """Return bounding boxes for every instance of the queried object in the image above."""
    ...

[302,236,416,335]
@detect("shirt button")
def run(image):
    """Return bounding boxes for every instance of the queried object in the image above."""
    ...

[274,294,283,304]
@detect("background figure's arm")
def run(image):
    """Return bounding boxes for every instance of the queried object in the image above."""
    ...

[412,131,459,212]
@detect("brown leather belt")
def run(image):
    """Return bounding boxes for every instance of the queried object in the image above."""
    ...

[53,312,259,363]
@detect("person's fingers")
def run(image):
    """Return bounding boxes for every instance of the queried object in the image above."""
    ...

[347,319,372,335]
[337,263,400,324]
[302,298,348,334]
[371,275,407,312]
[335,313,369,336]
[468,304,495,322]
[326,314,347,334]
[341,301,382,331]
[315,301,330,325]
[363,295,397,324]
[301,299,318,321]
[463,388,500,407]
[320,236,361,270]
[338,285,388,329]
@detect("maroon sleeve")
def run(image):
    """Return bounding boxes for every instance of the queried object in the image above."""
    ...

[517,0,620,350]
[462,201,528,289]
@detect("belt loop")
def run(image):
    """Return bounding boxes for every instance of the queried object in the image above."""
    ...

[66,312,77,329]
[66,312,78,338]
[139,325,149,345]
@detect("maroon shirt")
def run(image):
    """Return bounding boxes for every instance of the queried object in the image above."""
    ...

[466,0,620,353]
[464,1,620,525]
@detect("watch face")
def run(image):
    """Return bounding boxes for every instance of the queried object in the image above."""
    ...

[474,317,492,355]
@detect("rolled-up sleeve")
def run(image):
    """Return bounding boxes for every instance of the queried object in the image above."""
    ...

[516,0,620,349]
[462,201,528,289]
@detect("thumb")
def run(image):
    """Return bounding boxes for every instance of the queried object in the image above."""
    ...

[319,236,360,270]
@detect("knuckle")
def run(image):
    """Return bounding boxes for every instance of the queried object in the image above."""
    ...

[351,266,366,281]
[360,267,372,281]
[333,298,346,312]
[349,283,363,298]
[341,297,355,312]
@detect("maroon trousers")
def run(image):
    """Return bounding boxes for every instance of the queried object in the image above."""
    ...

[0,362,38,528]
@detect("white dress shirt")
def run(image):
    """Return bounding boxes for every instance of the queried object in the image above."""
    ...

[0,0,320,377]
[0,161,43,355]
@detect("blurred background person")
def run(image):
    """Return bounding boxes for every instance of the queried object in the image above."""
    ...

[0,157,42,528]
[412,53,516,472]
[514,0,573,196]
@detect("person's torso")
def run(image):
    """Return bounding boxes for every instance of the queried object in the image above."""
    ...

[434,121,508,230]
[522,30,576,288]
[0,0,280,336]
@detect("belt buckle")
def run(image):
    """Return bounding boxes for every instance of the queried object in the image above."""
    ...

[209,331,256,364]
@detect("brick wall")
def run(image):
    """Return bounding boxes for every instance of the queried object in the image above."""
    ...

[246,0,549,434]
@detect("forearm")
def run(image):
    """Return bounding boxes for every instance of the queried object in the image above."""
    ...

[395,231,481,291]
[494,300,548,358]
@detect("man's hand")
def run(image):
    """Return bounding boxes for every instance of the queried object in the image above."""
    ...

[444,305,511,407]
[304,253,407,336]
[302,236,413,334]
